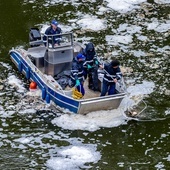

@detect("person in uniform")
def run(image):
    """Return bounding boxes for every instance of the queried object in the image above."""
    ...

[83,42,99,91]
[43,19,62,47]
[100,60,122,96]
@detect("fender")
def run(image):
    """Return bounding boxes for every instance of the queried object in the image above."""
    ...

[42,87,46,100]
[18,61,22,72]
[46,94,50,104]
[26,67,30,79]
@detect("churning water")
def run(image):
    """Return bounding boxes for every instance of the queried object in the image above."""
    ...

[0,0,170,169]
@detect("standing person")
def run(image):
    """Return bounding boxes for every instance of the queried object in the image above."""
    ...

[43,19,62,47]
[100,60,122,96]
[70,53,86,96]
[83,42,99,91]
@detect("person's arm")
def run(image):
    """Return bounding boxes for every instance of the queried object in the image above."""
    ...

[58,27,62,38]
[116,67,122,80]
[57,27,62,38]
[72,63,81,86]
[93,53,99,65]
[82,52,92,69]
[43,28,50,46]
[99,63,105,69]
[54,27,62,45]
[71,62,79,80]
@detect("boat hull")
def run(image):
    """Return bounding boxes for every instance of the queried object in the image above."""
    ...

[78,94,125,114]
[9,49,126,114]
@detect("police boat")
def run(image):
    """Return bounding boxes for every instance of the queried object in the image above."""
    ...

[9,28,126,114]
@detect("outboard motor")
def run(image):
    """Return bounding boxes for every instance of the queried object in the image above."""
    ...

[29,28,43,47]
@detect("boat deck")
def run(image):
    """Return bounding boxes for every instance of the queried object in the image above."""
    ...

[83,79,101,99]
[39,67,101,99]
[65,77,101,99]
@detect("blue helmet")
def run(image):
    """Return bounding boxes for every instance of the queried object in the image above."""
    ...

[51,19,58,26]
[77,53,85,60]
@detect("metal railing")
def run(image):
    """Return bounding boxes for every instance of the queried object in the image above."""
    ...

[45,32,73,49]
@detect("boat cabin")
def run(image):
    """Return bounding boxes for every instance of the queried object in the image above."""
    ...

[28,28,82,77]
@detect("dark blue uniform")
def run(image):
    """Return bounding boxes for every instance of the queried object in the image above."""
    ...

[70,57,85,86]
[43,26,62,46]
[100,63,122,96]
[83,43,99,90]
[83,43,98,67]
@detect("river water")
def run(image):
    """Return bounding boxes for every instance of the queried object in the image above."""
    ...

[0,0,170,169]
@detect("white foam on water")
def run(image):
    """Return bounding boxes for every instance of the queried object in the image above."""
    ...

[26,88,42,97]
[137,35,148,41]
[105,0,146,13]
[165,154,170,161]
[7,75,26,93]
[76,15,106,31]
[120,80,155,111]
[38,1,169,35]
[18,108,37,114]
[40,15,106,33]
[106,35,133,45]
[0,62,12,70]
[52,80,155,131]
[24,0,169,15]
[46,145,101,170]
[14,137,32,144]
[155,162,165,169]
[0,110,16,118]
[131,49,146,57]
[117,23,142,34]
[154,0,170,4]
[98,6,108,13]
[12,131,101,169]
[165,109,170,115]
[107,23,142,46]
[127,80,155,97]
[52,108,126,132]
[147,19,170,33]
[41,14,106,33]
[0,106,3,111]
[35,0,149,14]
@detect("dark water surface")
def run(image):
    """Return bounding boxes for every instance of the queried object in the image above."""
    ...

[0,0,170,169]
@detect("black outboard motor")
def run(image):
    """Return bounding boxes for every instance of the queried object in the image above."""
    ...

[29,28,43,47]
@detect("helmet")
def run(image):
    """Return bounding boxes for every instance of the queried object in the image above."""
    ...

[51,19,58,26]
[77,53,85,60]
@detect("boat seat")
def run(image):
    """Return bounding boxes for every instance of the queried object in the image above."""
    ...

[27,46,46,59]
[27,46,47,68]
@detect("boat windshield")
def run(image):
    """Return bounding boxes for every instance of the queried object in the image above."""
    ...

[46,32,73,49]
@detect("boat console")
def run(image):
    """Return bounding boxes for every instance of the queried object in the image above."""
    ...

[28,28,83,76]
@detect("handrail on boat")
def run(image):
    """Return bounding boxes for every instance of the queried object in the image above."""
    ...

[14,48,66,95]
[44,32,74,50]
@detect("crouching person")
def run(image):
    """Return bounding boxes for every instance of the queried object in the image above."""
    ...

[100,60,122,96]
[70,53,86,98]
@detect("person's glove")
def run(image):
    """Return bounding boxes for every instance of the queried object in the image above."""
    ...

[95,60,99,65]
[76,79,80,86]
[87,64,92,69]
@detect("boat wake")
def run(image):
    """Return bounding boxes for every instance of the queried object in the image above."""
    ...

[51,80,156,131]
[5,73,156,131]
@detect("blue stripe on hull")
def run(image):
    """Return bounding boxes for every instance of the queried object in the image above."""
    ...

[10,51,79,114]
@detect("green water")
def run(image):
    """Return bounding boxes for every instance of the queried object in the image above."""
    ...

[0,0,170,169]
